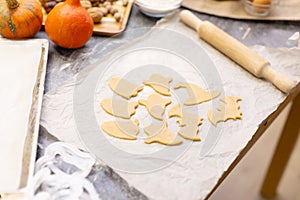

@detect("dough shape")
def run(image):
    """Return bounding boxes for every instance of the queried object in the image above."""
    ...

[144,121,183,145]
[208,96,242,126]
[143,74,173,96]
[168,104,203,141]
[101,98,138,119]
[174,82,220,105]
[101,119,140,140]
[109,77,143,100]
[139,93,171,120]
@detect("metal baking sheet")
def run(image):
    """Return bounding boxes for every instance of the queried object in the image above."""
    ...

[0,39,48,199]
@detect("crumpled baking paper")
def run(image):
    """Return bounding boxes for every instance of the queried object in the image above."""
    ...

[40,13,300,200]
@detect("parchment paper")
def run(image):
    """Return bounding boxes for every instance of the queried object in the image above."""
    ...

[182,0,300,21]
[40,13,300,200]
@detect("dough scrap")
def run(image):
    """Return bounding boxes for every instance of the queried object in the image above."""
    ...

[174,82,220,105]
[101,119,140,140]
[101,98,138,119]
[109,77,143,100]
[144,121,183,145]
[139,93,172,120]
[208,96,242,126]
[168,104,203,141]
[143,74,173,96]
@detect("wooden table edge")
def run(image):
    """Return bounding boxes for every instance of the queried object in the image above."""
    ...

[204,83,300,200]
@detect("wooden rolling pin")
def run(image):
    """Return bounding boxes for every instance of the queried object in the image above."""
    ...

[180,10,296,94]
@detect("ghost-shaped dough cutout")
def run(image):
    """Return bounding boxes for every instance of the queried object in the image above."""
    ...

[101,98,138,119]
[168,104,203,141]
[109,77,143,100]
[174,82,220,106]
[144,121,182,145]
[208,96,242,126]
[143,74,173,96]
[139,93,171,120]
[101,119,140,140]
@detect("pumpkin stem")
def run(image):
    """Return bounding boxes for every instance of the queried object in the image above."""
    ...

[6,0,19,9]
[66,0,80,6]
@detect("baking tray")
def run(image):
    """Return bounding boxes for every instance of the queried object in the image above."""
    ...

[0,39,48,199]
[42,0,133,36]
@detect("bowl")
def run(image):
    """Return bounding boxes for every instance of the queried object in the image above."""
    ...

[135,0,183,18]
[241,0,278,17]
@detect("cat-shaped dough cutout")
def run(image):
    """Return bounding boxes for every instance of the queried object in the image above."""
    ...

[139,93,171,120]
[109,77,143,100]
[208,96,242,126]
[143,74,173,96]
[101,98,138,119]
[168,104,203,141]
[144,121,182,145]
[101,119,139,140]
[174,82,220,105]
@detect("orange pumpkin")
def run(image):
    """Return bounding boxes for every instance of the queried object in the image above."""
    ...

[0,0,43,38]
[45,0,94,49]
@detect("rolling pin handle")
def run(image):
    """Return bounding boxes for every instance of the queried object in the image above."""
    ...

[179,9,296,94]
[261,65,296,94]
[179,10,202,31]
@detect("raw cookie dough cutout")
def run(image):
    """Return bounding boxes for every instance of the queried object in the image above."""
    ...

[144,121,183,145]
[174,82,220,105]
[101,98,138,119]
[101,119,140,140]
[139,93,171,120]
[109,77,143,100]
[143,74,173,96]
[208,96,242,126]
[168,104,203,141]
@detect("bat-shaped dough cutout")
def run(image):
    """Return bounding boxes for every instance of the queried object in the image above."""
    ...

[208,96,242,126]
[109,77,143,100]
[174,82,220,105]
[168,104,203,141]
[144,121,182,145]
[101,119,139,140]
[101,98,138,119]
[139,94,171,120]
[143,74,173,96]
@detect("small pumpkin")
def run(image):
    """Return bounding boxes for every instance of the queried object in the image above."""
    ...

[0,0,43,38]
[45,0,94,49]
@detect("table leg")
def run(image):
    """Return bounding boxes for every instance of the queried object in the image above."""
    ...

[260,93,300,198]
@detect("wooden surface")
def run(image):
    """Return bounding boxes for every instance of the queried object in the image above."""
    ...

[182,0,300,21]
[205,83,300,199]
[93,0,133,36]
[260,92,300,198]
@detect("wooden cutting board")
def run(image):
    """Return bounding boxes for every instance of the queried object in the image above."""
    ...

[182,0,300,21]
